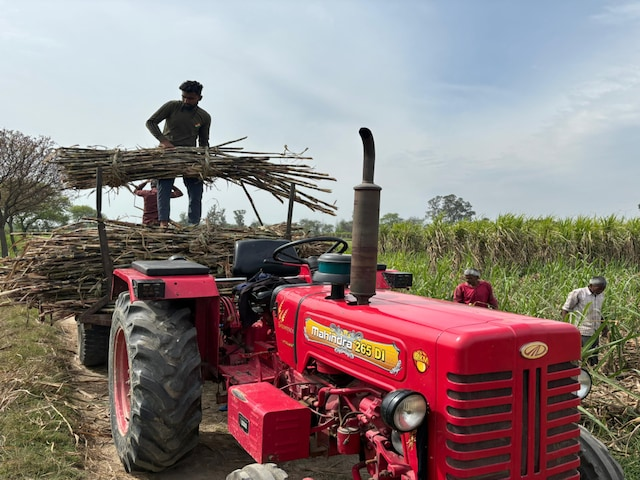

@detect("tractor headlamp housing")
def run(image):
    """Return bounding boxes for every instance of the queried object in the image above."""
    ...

[390,429,404,455]
[576,368,592,400]
[381,389,428,432]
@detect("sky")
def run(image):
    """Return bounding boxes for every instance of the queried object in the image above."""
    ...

[2,0,640,226]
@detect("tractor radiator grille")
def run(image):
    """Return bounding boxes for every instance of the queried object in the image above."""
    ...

[443,362,581,479]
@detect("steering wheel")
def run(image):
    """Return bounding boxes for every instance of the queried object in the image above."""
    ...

[272,236,349,265]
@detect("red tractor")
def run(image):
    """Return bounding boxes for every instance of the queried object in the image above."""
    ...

[107,129,624,479]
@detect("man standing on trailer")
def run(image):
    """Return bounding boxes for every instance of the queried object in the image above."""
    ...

[146,80,211,228]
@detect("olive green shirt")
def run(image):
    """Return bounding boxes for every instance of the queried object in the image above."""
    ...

[146,100,211,147]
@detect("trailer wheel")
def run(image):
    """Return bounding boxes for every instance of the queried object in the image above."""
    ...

[578,425,624,479]
[226,463,289,480]
[108,292,202,472]
[77,322,110,366]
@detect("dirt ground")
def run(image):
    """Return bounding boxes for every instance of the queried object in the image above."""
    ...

[59,318,358,480]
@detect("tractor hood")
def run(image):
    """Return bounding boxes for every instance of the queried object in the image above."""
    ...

[273,284,581,393]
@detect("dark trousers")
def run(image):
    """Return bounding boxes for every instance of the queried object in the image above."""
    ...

[581,334,599,366]
[183,177,203,225]
[157,177,203,224]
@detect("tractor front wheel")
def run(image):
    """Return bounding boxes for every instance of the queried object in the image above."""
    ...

[578,425,624,479]
[108,292,202,472]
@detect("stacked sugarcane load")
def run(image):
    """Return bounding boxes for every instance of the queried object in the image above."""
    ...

[0,219,305,321]
[52,138,338,216]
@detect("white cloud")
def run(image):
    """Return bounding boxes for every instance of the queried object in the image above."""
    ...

[591,1,640,24]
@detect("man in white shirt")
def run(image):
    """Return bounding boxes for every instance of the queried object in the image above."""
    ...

[561,276,607,366]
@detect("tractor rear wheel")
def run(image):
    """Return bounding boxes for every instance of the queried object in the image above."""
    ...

[226,463,289,480]
[578,425,624,479]
[77,322,110,366]
[108,292,202,472]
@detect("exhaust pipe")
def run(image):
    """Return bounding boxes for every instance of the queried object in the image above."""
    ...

[350,128,381,305]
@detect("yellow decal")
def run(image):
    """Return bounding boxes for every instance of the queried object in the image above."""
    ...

[304,318,402,374]
[412,350,430,373]
[406,431,417,451]
[276,304,294,332]
[277,303,288,324]
[520,341,549,360]
[279,323,294,333]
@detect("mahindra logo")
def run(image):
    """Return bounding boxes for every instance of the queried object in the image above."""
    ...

[520,341,549,359]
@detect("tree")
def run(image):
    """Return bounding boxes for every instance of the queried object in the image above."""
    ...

[205,204,228,227]
[335,219,353,236]
[12,193,72,232]
[406,216,424,225]
[68,205,98,222]
[0,130,61,256]
[233,209,246,227]
[297,218,334,236]
[381,213,403,226]
[425,194,475,223]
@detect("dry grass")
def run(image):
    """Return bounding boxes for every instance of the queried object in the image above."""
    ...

[0,307,84,479]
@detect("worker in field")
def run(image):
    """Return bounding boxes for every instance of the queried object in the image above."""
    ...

[561,276,607,366]
[133,180,183,226]
[453,268,499,309]
[146,80,211,228]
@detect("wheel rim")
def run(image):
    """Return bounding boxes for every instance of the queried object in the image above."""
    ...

[113,326,131,435]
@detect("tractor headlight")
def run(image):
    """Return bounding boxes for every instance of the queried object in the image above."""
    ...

[576,368,592,399]
[381,390,428,432]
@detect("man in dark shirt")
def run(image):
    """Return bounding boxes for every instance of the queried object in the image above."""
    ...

[453,268,499,309]
[133,180,183,225]
[146,80,211,227]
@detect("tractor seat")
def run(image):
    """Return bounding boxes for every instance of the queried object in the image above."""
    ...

[232,239,301,278]
[131,258,210,276]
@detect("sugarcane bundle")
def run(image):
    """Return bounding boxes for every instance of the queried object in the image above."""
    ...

[52,138,338,215]
[0,219,301,321]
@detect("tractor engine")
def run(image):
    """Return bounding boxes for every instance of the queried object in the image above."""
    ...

[224,276,583,480]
